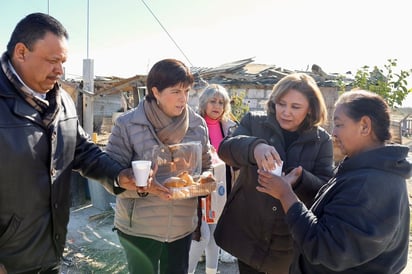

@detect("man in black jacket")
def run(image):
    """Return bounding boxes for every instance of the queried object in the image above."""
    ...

[0,13,137,273]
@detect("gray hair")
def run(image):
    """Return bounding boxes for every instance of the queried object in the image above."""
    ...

[198,84,232,121]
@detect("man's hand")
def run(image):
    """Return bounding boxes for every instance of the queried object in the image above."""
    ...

[0,263,7,274]
[117,168,137,191]
[118,165,171,199]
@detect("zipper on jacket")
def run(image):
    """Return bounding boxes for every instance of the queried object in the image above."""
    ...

[129,199,135,227]
[165,201,174,242]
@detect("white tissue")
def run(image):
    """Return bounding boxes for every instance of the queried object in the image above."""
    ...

[269,161,283,176]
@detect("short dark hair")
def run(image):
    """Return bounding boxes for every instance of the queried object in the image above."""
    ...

[335,90,391,142]
[145,59,194,102]
[6,12,69,57]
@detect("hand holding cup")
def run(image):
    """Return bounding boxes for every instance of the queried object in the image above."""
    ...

[131,162,171,199]
[132,160,152,192]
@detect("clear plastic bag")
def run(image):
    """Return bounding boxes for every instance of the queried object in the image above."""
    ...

[152,141,217,199]
[152,141,202,184]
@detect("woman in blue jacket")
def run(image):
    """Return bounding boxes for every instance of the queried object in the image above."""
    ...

[257,90,411,273]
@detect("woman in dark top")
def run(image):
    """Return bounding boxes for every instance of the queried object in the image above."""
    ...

[214,73,334,274]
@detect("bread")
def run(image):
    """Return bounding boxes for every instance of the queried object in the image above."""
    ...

[177,171,195,186]
[165,171,217,199]
[164,177,187,188]
[199,172,216,184]
[164,171,195,188]
[172,189,189,199]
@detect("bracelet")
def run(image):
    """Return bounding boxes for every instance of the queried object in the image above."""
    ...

[137,191,149,197]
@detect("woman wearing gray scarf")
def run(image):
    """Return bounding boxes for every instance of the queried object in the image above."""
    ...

[105,59,212,274]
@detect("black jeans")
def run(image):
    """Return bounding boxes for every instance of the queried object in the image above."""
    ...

[117,230,192,274]
[238,259,266,274]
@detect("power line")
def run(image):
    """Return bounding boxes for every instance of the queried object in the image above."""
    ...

[140,0,193,67]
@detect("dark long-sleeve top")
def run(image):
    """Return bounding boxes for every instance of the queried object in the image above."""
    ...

[287,145,411,274]
[214,111,334,273]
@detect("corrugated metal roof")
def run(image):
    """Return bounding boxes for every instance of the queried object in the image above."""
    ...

[192,57,352,88]
[62,57,354,94]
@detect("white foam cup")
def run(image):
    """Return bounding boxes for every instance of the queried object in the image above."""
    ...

[132,160,152,187]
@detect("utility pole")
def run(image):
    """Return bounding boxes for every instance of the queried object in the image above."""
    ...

[82,0,94,136]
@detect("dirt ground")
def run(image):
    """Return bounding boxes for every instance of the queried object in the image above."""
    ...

[62,189,412,274]
[62,203,239,274]
[62,204,125,273]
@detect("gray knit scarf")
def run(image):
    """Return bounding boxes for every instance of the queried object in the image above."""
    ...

[1,52,61,128]
[143,99,188,145]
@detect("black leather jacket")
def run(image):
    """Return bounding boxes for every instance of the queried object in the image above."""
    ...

[0,68,122,273]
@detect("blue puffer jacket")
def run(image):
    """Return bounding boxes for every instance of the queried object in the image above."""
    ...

[105,100,212,242]
[0,68,123,272]
[214,111,334,273]
[287,145,411,274]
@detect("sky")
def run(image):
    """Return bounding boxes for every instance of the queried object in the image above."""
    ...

[1,0,412,104]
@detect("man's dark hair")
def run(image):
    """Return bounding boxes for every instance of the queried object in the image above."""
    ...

[6,12,69,57]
